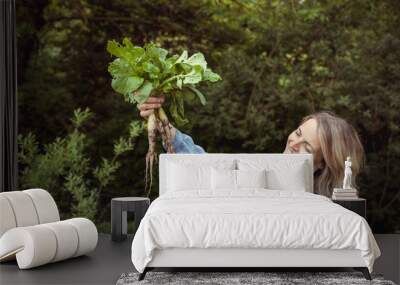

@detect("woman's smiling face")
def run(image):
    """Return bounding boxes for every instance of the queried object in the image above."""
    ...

[283,118,323,170]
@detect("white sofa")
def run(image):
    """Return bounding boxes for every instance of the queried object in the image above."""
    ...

[0,188,98,269]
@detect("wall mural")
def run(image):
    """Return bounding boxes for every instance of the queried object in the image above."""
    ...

[16,0,400,233]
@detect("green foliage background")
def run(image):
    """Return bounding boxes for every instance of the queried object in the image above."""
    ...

[16,0,400,233]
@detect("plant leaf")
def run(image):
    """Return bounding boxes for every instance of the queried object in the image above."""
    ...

[147,43,168,62]
[177,78,183,89]
[108,58,133,78]
[203,68,222,82]
[134,81,154,104]
[122,37,134,49]
[186,53,207,70]
[72,107,93,128]
[169,92,188,126]
[106,40,124,58]
[107,39,144,64]
[129,121,143,138]
[183,65,203,85]
[176,50,188,63]
[113,137,133,155]
[143,62,160,75]
[111,77,144,97]
[188,86,206,105]
[176,91,185,117]
[165,55,178,70]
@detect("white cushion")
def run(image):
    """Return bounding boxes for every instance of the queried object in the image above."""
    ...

[65,218,98,257]
[237,169,267,189]
[168,162,211,191]
[167,160,235,191]
[42,221,79,262]
[238,159,308,191]
[0,226,57,269]
[0,218,97,269]
[0,191,39,227]
[23,189,60,224]
[211,168,236,190]
[211,169,267,191]
[267,165,307,191]
[0,196,17,237]
[0,189,60,238]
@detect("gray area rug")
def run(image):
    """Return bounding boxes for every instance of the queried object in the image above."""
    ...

[116,272,396,285]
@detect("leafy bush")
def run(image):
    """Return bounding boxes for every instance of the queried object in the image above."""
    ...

[18,108,142,221]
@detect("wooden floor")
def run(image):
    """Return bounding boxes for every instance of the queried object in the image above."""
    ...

[0,234,398,284]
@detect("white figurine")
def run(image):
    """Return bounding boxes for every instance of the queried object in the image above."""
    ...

[343,156,353,190]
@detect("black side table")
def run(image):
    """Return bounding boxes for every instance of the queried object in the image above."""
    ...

[332,198,366,219]
[111,197,150,242]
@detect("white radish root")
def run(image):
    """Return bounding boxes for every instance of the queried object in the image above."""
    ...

[144,107,175,197]
[157,107,175,153]
[145,112,158,197]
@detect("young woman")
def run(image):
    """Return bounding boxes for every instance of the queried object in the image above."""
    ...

[137,96,364,197]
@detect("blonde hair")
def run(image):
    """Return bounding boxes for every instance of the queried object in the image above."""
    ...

[301,112,364,197]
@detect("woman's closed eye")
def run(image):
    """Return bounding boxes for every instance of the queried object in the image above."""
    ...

[304,145,313,153]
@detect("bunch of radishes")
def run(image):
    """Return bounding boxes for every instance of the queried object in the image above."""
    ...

[107,38,221,195]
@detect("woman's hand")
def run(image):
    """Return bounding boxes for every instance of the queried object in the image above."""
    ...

[136,95,165,119]
[135,94,177,141]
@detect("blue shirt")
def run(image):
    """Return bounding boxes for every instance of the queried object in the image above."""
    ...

[163,130,206,154]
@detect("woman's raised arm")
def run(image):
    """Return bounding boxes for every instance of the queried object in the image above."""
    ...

[137,95,206,154]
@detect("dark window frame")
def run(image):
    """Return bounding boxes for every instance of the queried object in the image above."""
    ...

[0,0,18,192]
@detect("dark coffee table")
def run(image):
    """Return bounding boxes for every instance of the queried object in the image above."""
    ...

[111,197,150,242]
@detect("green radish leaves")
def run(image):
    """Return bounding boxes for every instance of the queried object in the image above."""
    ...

[107,37,221,124]
[203,68,221,82]
[107,39,144,65]
[187,86,207,105]
[169,91,189,126]
[134,81,154,104]
[183,65,203,85]
[186,53,207,70]
[111,77,144,100]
